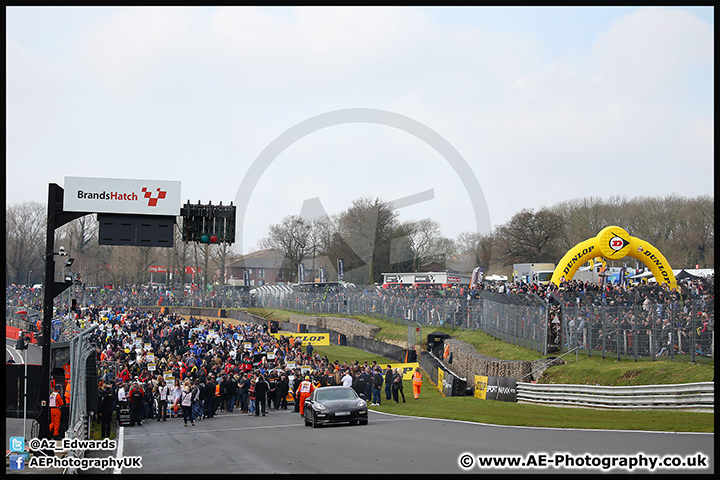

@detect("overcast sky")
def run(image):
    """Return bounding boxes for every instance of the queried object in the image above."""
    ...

[6,6,714,254]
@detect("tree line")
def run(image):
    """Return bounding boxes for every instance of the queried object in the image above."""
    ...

[259,194,714,285]
[5,194,714,287]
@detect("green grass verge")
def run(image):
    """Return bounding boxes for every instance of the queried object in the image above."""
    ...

[372,378,713,433]
[540,355,714,385]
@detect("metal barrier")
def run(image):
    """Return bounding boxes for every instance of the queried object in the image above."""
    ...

[253,287,712,362]
[480,291,548,355]
[516,381,714,412]
[65,324,98,474]
[557,299,714,363]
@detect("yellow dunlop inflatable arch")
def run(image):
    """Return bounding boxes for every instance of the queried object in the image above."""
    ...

[550,226,677,290]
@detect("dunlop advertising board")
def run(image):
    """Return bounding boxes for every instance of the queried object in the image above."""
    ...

[386,363,419,380]
[270,332,330,346]
[474,375,488,400]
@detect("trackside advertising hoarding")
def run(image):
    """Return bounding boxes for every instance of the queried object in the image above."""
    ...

[64,177,181,216]
[474,375,517,402]
[269,333,330,346]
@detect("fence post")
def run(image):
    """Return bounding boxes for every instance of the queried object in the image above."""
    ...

[616,310,621,362]
[690,300,696,362]
[633,306,638,362]
[601,305,606,359]
[542,300,548,357]
[670,303,675,361]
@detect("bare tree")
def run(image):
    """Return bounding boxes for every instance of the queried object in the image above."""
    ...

[311,214,337,257]
[423,237,457,269]
[406,219,441,271]
[456,231,494,270]
[91,245,115,287]
[328,197,410,284]
[211,242,237,285]
[6,202,46,285]
[494,208,565,265]
[258,215,313,280]
[676,195,714,267]
[547,194,714,270]
[166,221,194,287]
[57,215,97,255]
[551,197,613,251]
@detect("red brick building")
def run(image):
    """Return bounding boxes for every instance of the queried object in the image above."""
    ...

[223,249,336,286]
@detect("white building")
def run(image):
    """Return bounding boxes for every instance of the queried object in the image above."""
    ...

[381,271,471,288]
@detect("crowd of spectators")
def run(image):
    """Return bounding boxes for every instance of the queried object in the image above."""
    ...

[85,307,404,433]
[5,283,253,314]
[70,284,254,309]
[5,284,43,313]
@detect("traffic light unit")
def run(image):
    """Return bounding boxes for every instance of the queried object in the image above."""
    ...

[181,201,236,245]
[16,332,31,350]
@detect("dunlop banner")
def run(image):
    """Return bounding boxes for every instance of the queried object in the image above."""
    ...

[270,332,330,346]
[474,375,488,400]
[386,363,419,380]
[478,376,517,402]
[437,368,445,395]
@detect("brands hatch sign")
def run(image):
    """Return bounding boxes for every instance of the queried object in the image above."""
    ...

[64,177,181,216]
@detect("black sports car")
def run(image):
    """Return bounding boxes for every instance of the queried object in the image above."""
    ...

[303,386,368,428]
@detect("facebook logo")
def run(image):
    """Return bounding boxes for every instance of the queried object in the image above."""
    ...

[10,454,25,470]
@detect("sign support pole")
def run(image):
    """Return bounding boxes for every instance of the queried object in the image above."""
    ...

[39,184,88,439]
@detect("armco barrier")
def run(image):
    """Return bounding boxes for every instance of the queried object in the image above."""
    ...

[516,381,714,412]
[420,350,444,386]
